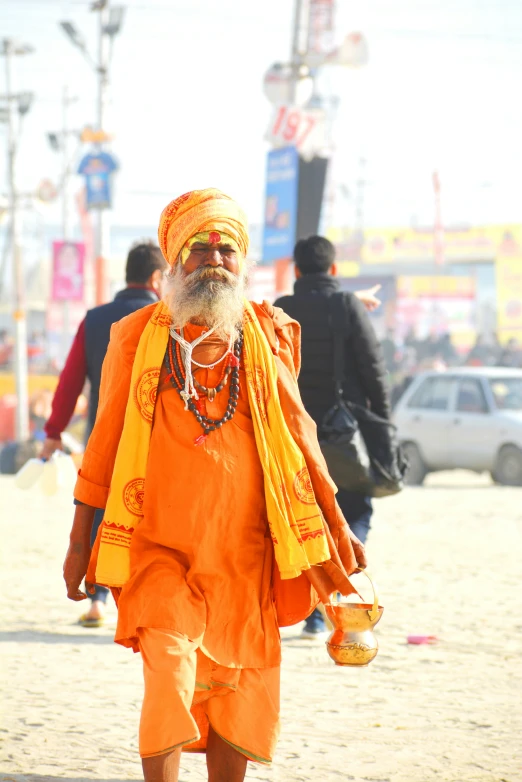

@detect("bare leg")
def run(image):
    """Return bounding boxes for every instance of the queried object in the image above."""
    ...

[206,725,248,782]
[142,748,182,782]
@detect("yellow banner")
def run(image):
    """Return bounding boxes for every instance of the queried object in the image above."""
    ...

[0,374,58,397]
[496,255,522,341]
[397,276,475,298]
[336,261,360,278]
[328,224,522,265]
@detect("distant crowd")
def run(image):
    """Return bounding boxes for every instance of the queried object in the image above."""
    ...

[0,329,51,373]
[384,330,522,407]
[2,324,522,414]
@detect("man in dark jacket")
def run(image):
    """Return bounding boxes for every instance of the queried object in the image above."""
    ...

[42,241,167,626]
[275,235,391,638]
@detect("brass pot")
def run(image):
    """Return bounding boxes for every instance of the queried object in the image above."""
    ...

[324,570,384,667]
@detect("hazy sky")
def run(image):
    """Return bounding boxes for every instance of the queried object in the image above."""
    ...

[1,0,522,233]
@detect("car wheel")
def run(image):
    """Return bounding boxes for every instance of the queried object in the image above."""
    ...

[402,442,427,486]
[493,445,522,486]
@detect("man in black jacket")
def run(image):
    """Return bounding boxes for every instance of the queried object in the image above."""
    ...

[275,235,391,638]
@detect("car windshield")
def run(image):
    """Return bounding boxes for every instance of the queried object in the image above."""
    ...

[489,378,522,410]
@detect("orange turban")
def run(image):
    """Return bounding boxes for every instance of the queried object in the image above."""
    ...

[158,188,249,267]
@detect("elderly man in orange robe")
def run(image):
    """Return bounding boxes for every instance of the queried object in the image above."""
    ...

[63,188,367,782]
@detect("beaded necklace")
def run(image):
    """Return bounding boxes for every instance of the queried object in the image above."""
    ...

[165,329,242,445]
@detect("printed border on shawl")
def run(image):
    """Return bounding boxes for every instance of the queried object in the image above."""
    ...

[134,367,161,423]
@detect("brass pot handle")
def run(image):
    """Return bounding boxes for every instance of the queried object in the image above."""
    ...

[353,568,380,621]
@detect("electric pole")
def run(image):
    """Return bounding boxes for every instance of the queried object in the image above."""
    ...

[355,157,366,233]
[62,85,74,354]
[289,0,306,105]
[433,171,445,267]
[95,1,110,304]
[61,85,74,241]
[59,1,125,306]
[1,39,34,442]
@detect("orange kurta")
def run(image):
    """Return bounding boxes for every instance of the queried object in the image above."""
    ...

[77,302,360,638]
[113,322,280,667]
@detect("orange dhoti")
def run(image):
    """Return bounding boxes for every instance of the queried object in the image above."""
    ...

[138,628,280,763]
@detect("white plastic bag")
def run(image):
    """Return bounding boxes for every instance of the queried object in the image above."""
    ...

[40,458,59,496]
[15,458,45,490]
[54,451,78,490]
[15,452,78,496]
[41,452,78,496]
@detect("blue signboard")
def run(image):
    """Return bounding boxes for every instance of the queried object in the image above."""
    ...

[262,146,299,262]
[77,151,118,210]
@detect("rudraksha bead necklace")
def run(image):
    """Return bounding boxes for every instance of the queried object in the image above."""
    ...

[165,329,243,445]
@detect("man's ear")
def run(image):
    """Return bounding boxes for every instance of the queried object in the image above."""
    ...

[150,269,164,293]
[330,263,338,277]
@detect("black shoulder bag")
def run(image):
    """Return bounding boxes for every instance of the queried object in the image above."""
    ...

[318,293,407,498]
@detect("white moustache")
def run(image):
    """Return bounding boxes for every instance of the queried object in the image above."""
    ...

[188,266,237,284]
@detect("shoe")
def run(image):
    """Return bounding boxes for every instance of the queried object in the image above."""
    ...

[78,614,105,628]
[300,626,329,640]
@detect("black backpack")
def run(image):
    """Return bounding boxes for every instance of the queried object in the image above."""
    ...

[318,293,408,497]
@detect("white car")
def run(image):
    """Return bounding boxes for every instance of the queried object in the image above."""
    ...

[393,367,522,485]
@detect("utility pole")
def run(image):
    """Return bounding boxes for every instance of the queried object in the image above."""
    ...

[60,2,125,307]
[61,85,73,356]
[433,171,445,267]
[48,85,81,361]
[61,85,73,241]
[95,1,110,305]
[2,39,34,442]
[355,157,366,233]
[289,0,306,105]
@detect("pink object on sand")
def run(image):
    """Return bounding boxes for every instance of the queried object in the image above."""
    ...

[407,635,438,645]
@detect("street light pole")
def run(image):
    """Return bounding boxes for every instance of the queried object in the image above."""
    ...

[61,85,72,241]
[433,171,445,267]
[289,0,305,105]
[3,39,29,441]
[61,85,73,358]
[59,2,125,306]
[95,1,110,305]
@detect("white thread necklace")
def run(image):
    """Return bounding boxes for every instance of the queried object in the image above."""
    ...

[169,325,231,409]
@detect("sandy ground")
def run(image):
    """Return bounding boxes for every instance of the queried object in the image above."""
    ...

[1,471,521,782]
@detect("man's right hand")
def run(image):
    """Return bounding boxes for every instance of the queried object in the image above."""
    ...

[41,437,62,460]
[347,529,368,571]
[354,284,382,312]
[63,541,92,601]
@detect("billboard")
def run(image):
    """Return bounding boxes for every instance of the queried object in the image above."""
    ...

[328,224,522,264]
[395,276,476,348]
[262,146,299,263]
[51,241,85,302]
[77,151,118,210]
[496,255,522,342]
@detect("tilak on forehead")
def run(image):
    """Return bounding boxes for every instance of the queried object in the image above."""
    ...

[158,187,249,269]
[179,231,241,265]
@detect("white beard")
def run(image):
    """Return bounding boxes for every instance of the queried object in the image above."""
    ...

[163,263,248,342]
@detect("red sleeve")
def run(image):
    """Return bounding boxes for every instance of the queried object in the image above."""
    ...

[44,318,88,440]
[74,317,139,507]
